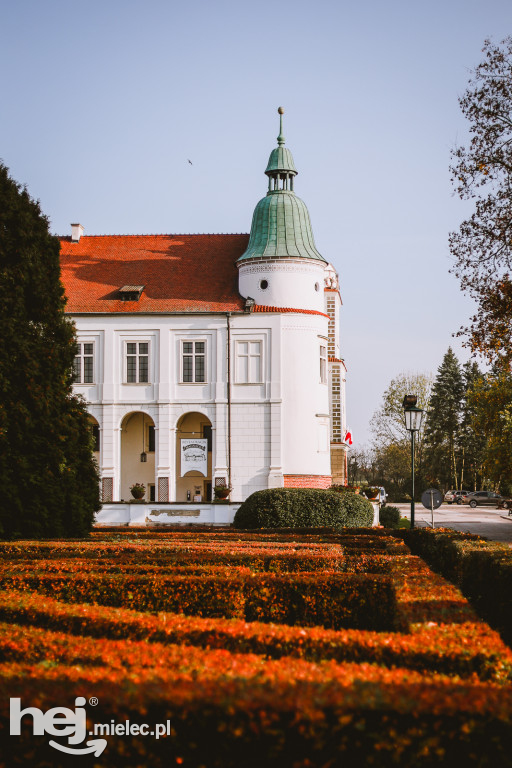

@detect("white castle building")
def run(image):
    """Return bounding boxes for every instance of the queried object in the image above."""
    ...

[60,109,348,525]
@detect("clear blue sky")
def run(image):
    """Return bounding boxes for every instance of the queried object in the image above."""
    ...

[2,0,512,446]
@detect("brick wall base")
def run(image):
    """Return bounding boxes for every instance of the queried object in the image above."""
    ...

[283,475,332,489]
[330,445,347,486]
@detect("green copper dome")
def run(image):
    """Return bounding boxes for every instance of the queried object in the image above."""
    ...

[265,147,297,176]
[240,191,324,261]
[238,108,326,263]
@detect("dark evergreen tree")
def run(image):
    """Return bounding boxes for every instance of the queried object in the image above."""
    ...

[459,360,486,490]
[0,163,100,537]
[424,348,464,489]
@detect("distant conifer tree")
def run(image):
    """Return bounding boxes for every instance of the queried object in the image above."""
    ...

[459,360,486,491]
[0,163,100,537]
[424,348,464,490]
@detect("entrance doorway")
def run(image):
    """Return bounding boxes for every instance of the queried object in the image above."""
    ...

[120,412,155,501]
[176,412,212,502]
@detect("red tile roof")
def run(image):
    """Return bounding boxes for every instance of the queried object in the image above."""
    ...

[59,234,249,313]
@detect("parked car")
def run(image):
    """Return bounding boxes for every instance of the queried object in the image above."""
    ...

[444,489,470,504]
[378,487,387,505]
[461,490,508,508]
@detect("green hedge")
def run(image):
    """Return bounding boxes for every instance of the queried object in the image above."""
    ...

[233,489,373,530]
[404,528,512,645]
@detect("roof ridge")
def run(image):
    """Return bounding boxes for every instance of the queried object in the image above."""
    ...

[58,232,250,238]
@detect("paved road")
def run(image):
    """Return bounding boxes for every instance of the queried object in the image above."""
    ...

[391,502,512,545]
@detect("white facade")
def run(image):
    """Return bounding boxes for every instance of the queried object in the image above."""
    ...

[73,296,340,505]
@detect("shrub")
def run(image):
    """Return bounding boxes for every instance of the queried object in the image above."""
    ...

[404,527,512,645]
[233,489,373,530]
[379,506,401,528]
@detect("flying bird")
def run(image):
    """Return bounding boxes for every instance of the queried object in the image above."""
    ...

[187,159,193,165]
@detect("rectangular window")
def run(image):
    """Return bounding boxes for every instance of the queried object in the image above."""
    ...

[148,425,155,452]
[126,342,149,383]
[320,345,327,384]
[182,340,206,383]
[73,342,94,384]
[202,424,212,452]
[91,424,100,452]
[236,341,262,383]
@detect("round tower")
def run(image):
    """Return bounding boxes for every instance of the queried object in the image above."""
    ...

[237,108,328,312]
[238,109,333,490]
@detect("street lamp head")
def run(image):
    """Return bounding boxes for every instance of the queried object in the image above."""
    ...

[404,403,424,432]
[402,394,417,409]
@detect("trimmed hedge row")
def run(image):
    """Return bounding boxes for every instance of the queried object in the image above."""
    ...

[3,673,512,767]
[233,488,374,529]
[2,589,511,681]
[4,529,512,765]
[0,571,398,631]
[0,547,346,573]
[0,530,394,559]
[404,527,512,645]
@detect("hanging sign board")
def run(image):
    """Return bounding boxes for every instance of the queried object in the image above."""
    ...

[180,439,208,477]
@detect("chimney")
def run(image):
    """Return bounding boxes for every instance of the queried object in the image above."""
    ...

[71,223,84,242]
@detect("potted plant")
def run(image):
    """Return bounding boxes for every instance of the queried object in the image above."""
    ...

[213,484,232,500]
[130,482,146,500]
[362,486,380,500]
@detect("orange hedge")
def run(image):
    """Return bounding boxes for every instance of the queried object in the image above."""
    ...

[0,590,510,681]
[0,570,398,630]
[2,667,512,767]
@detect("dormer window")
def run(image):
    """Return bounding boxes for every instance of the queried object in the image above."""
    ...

[119,285,144,302]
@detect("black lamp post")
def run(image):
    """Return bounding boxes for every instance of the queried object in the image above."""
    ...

[403,395,424,529]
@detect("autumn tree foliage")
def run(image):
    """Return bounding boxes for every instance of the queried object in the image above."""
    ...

[450,38,512,365]
[467,369,512,493]
[0,163,100,537]
[371,371,432,469]
[369,371,433,500]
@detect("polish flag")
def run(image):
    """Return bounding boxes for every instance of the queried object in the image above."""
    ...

[344,429,353,446]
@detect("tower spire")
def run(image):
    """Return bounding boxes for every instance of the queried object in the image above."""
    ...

[264,106,297,182]
[277,106,285,146]
[237,108,325,264]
